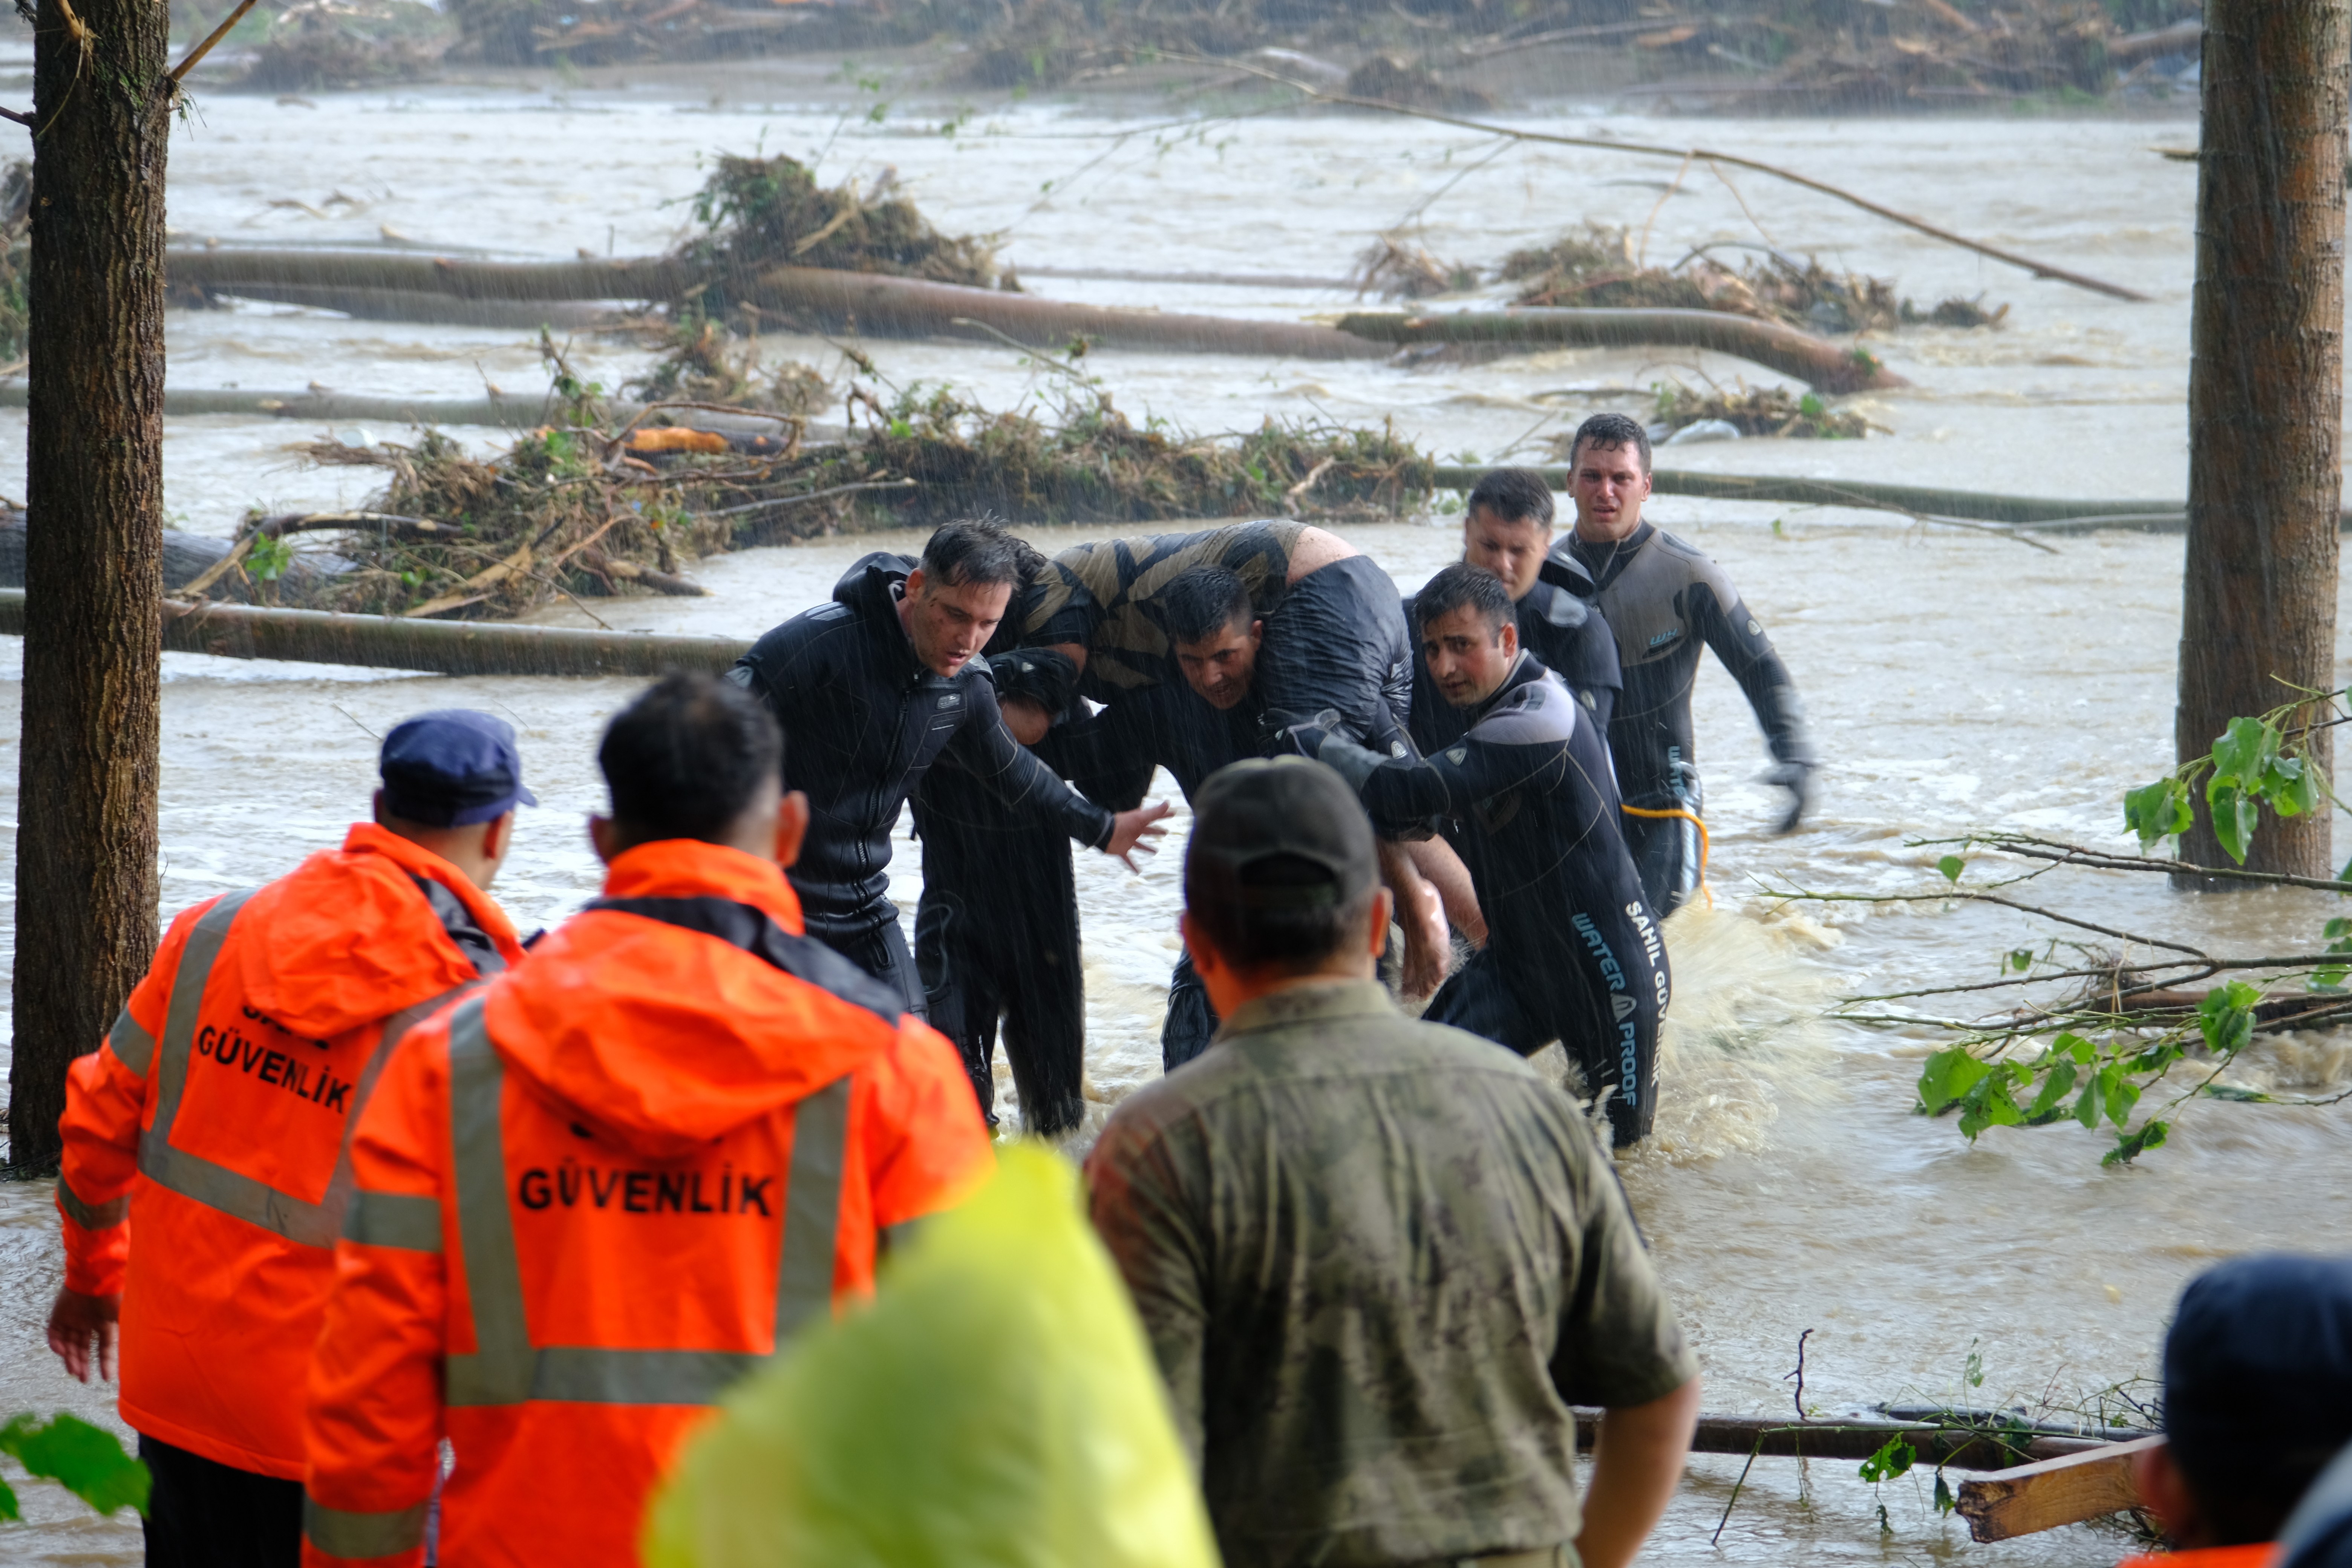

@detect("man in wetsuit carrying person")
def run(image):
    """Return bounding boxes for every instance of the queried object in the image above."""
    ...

[1558,413,1816,916]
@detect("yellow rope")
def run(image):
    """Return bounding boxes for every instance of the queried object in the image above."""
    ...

[1619,804,1712,910]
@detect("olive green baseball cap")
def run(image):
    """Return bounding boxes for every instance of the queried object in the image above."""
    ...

[1184,756,1379,910]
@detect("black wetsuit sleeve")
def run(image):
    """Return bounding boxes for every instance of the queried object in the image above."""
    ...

[1687,583,1811,767]
[1047,700,1161,813]
[944,677,1118,850]
[1317,694,1571,836]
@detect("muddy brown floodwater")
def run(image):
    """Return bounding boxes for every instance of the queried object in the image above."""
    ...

[0,36,2330,1565]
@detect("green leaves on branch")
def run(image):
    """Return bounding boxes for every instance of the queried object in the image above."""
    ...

[2125,712,2329,862]
[1859,1435,1915,1484]
[1917,994,2258,1166]
[0,1414,148,1522]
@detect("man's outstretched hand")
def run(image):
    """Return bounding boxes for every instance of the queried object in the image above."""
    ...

[1106,801,1174,871]
[47,1287,118,1384]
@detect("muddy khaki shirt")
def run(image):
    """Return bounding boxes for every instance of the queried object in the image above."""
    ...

[1085,980,1696,1568]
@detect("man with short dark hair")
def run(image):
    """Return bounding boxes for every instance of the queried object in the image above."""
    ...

[300,672,993,1568]
[1436,466,1621,730]
[1085,755,1699,1568]
[47,710,532,1568]
[1287,562,1668,1146]
[1560,412,1815,916]
[731,518,1169,1012]
[2120,1255,2352,1568]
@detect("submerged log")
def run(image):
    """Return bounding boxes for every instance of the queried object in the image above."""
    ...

[1341,309,1905,393]
[0,510,351,602]
[1954,1436,2159,1542]
[1430,465,2352,532]
[0,383,823,434]
[1568,1409,2126,1468]
[0,590,746,678]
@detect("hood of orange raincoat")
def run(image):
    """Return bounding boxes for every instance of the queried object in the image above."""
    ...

[482,839,899,1161]
[231,822,522,1041]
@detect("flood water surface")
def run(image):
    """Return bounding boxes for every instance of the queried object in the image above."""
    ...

[0,52,2324,1566]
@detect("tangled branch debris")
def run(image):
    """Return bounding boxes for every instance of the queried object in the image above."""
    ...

[236,361,1432,621]
[675,155,1011,306]
[1576,381,1873,442]
[232,0,452,90]
[1501,226,2001,334]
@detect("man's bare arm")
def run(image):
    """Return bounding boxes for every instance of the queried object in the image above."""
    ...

[1405,836,1486,946]
[1377,839,1451,1000]
[1577,1377,1700,1568]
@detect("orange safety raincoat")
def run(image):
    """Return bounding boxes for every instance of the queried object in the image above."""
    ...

[57,822,524,1479]
[300,838,993,1568]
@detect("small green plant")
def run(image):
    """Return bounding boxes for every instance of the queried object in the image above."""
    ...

[2124,704,2328,864]
[245,534,294,584]
[0,1413,147,1521]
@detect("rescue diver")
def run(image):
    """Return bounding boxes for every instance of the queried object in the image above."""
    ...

[729,518,1170,1012]
[911,535,1092,1136]
[1285,564,1668,1146]
[1559,412,1815,916]
[49,710,532,1567]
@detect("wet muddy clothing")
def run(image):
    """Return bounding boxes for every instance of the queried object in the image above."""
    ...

[1085,980,1696,1568]
[1299,655,1667,1145]
[1564,524,1810,916]
[912,641,1092,1135]
[731,553,1115,998]
[1406,559,1623,759]
[1025,525,1417,756]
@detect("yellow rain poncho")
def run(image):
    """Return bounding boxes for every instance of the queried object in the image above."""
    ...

[643,1142,1222,1568]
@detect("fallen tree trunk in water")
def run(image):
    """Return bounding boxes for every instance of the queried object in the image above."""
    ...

[0,509,351,603]
[1568,1410,2120,1468]
[164,247,1388,361]
[0,590,746,678]
[1343,309,1904,393]
[1430,465,2352,532]
[0,382,822,434]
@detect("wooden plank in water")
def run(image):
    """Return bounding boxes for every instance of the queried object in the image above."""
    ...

[1954,1435,2161,1542]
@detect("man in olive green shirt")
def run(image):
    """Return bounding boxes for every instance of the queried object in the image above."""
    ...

[1086,757,1701,1568]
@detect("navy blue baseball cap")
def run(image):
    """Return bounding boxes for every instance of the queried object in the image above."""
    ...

[2164,1254,2352,1527]
[379,710,537,828]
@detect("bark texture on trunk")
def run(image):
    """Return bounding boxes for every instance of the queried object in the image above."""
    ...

[2177,0,2349,883]
[12,0,170,1168]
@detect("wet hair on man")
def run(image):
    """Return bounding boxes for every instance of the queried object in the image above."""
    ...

[917,516,1030,590]
[1414,562,1516,640]
[1568,411,1653,474]
[1182,757,1384,977]
[597,671,784,847]
[1160,563,1255,647]
[1467,466,1557,531]
[2132,1254,2352,1558]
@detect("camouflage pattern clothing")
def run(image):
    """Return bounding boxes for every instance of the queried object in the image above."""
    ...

[1022,522,1305,700]
[1084,980,1696,1568]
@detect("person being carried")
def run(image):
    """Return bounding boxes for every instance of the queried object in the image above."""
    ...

[1086,756,1699,1568]
[47,710,532,1568]
[1559,412,1815,916]
[1286,564,1668,1147]
[729,518,1169,1013]
[300,673,994,1568]
[2121,1254,2352,1568]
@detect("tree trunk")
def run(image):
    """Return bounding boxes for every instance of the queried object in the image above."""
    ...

[2176,0,2349,884]
[11,0,170,1168]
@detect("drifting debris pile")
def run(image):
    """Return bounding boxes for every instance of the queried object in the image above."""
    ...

[233,0,452,90]
[620,317,835,415]
[1641,382,1874,441]
[1338,54,1493,111]
[1500,225,2003,334]
[235,364,1432,621]
[1351,236,1482,301]
[673,153,1011,316]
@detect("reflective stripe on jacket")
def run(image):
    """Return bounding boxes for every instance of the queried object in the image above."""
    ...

[301,839,993,1568]
[56,823,524,1479]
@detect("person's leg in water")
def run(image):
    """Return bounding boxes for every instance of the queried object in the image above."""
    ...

[915,885,1006,1124]
[1424,945,1554,1054]
[1622,756,1704,918]
[1163,951,1220,1071]
[994,843,1087,1136]
[810,908,927,1018]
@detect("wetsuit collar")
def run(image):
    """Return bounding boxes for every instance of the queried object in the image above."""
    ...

[845,555,935,688]
[1465,650,1544,724]
[1568,520,1655,595]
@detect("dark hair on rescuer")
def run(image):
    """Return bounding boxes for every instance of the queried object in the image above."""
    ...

[1467,466,1557,530]
[1568,411,1654,475]
[599,672,784,845]
[1414,562,1515,638]
[919,517,1029,590]
[1160,564,1254,646]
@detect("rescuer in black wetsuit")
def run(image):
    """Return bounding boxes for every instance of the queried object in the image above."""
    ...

[1284,563,1668,1146]
[729,520,1171,1013]
[910,547,1095,1136]
[1049,564,1406,1070]
[1559,412,1814,917]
